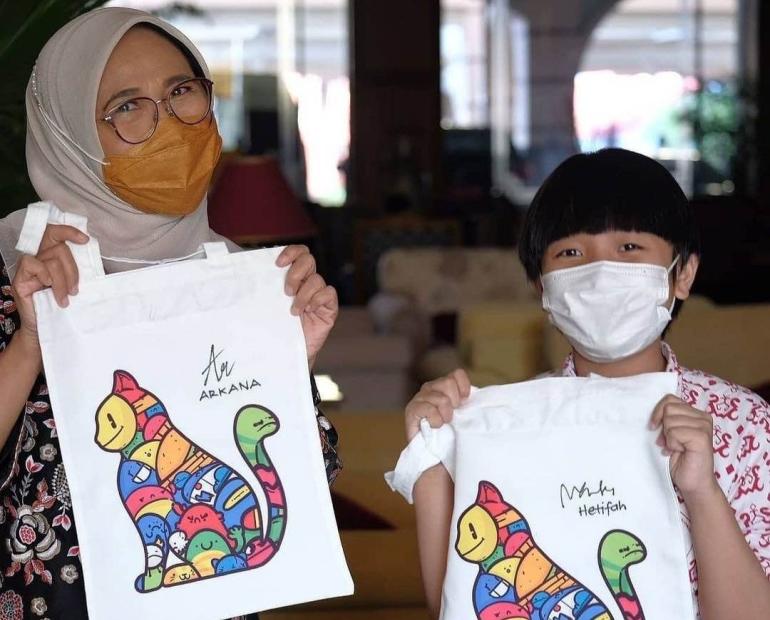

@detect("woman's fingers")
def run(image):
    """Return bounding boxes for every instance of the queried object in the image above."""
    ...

[308,285,338,314]
[44,258,71,307]
[291,273,326,315]
[38,243,79,295]
[284,253,316,296]
[14,256,53,295]
[276,244,310,268]
[41,224,89,249]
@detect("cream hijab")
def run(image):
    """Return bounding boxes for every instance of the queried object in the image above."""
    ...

[0,7,237,277]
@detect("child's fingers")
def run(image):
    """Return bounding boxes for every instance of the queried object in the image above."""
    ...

[423,410,447,429]
[662,425,709,453]
[650,394,681,429]
[418,390,455,423]
[662,412,711,434]
[451,368,471,399]
[425,374,464,408]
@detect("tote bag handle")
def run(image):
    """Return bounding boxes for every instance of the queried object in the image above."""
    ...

[17,203,232,282]
[16,202,105,282]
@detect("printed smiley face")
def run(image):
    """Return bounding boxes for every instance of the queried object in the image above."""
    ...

[94,395,137,451]
[163,564,199,586]
[478,602,529,620]
[456,505,499,562]
[129,440,160,468]
[488,556,522,584]
[186,530,231,576]
[125,485,174,520]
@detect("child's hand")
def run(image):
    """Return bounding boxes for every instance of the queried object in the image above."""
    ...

[276,245,338,368]
[404,369,471,441]
[650,394,719,501]
[11,224,88,344]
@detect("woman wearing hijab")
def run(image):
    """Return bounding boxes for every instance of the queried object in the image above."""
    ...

[0,8,341,618]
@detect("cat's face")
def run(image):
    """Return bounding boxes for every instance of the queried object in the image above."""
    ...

[456,505,499,562]
[95,394,138,451]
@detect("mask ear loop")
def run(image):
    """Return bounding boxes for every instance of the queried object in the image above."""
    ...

[667,254,681,314]
[31,68,108,167]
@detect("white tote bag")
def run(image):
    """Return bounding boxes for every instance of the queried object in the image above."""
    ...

[388,373,695,620]
[32,218,353,619]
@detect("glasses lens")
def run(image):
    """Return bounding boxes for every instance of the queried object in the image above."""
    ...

[169,79,212,125]
[110,98,158,144]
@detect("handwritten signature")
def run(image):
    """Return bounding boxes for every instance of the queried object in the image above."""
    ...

[201,345,235,386]
[559,480,615,509]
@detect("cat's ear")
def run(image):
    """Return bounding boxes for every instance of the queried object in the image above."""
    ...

[113,370,140,394]
[476,481,503,505]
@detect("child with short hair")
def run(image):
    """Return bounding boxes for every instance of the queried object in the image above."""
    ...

[402,149,770,619]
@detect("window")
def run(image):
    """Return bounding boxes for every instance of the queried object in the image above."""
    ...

[578,0,740,196]
[441,0,488,129]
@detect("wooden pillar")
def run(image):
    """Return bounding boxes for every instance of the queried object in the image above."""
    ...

[348,0,441,211]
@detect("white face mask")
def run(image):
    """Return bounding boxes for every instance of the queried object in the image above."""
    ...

[541,257,679,363]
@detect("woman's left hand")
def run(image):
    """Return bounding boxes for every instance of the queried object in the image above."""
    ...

[277,245,338,368]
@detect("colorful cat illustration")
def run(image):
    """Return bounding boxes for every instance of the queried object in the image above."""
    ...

[455,481,647,620]
[94,370,286,592]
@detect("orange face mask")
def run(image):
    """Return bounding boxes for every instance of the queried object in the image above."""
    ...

[103,118,222,216]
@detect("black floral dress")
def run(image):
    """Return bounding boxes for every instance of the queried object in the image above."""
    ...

[0,259,342,620]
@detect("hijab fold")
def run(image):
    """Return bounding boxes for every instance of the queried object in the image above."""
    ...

[0,7,237,278]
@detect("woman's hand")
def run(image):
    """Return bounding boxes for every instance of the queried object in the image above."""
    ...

[651,394,719,502]
[405,369,471,442]
[276,245,338,368]
[10,225,88,345]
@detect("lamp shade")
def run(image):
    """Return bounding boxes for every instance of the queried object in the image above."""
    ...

[208,155,317,245]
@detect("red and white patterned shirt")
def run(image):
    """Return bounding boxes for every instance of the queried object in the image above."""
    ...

[554,342,770,614]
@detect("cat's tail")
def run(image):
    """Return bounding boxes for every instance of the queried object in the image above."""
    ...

[597,529,647,620]
[233,405,287,567]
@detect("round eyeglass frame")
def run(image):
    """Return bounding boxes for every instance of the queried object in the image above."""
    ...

[99,77,214,145]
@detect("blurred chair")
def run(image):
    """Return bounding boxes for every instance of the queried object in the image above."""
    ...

[370,247,538,383]
[353,214,461,302]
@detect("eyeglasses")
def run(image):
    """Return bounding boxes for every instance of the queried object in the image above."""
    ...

[99,78,214,145]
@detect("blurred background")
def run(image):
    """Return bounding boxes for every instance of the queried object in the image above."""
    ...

[1,1,769,618]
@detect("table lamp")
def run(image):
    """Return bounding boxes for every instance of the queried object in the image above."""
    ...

[208,155,317,246]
